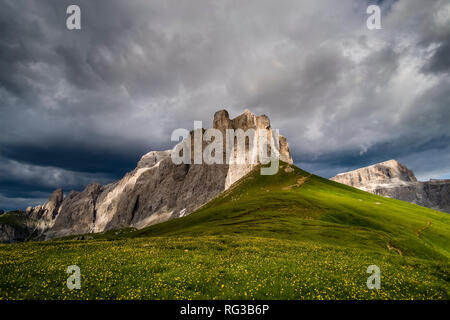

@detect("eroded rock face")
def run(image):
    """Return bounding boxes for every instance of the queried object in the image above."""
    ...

[331,160,417,187]
[46,184,102,238]
[0,215,30,243]
[137,150,171,169]
[0,224,23,243]
[213,109,293,188]
[27,109,293,239]
[26,188,64,231]
[331,160,450,213]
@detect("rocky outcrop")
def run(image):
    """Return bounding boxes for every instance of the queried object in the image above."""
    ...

[0,188,64,242]
[26,188,64,230]
[44,184,102,238]
[331,160,417,187]
[0,224,29,243]
[214,109,292,188]
[24,109,293,239]
[0,210,35,243]
[331,160,450,213]
[136,150,171,169]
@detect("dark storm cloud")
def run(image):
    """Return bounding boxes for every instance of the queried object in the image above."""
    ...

[0,157,113,211]
[423,40,450,74]
[298,135,450,179]
[0,0,449,210]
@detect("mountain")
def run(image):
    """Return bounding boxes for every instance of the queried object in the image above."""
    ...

[14,109,292,241]
[2,109,449,298]
[1,162,449,299]
[122,162,450,262]
[330,160,450,213]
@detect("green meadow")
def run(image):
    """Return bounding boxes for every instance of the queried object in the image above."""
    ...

[1,163,449,299]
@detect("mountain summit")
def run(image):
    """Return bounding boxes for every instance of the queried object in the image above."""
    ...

[331,160,450,213]
[25,109,292,239]
[331,160,417,187]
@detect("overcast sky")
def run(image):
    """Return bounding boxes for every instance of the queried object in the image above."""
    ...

[1,0,449,210]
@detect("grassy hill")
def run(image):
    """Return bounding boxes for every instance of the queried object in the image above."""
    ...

[0,163,449,299]
[0,211,28,230]
[0,210,35,242]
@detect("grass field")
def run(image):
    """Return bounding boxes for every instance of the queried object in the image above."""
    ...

[0,163,449,299]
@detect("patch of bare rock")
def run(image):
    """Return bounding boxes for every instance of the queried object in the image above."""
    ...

[331,160,450,213]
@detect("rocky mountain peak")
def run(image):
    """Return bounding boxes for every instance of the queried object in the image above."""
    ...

[213,109,232,132]
[331,159,417,188]
[42,188,63,207]
[44,188,64,216]
[330,160,449,213]
[137,150,171,169]
[25,187,64,231]
[376,160,417,182]
[212,109,291,165]
[24,108,294,239]
[213,109,271,132]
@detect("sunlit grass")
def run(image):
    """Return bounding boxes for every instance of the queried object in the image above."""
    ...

[0,236,448,300]
[1,163,449,300]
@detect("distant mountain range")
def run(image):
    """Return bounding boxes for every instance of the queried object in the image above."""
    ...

[331,160,450,213]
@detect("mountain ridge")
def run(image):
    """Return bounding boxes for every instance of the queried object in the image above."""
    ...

[331,160,450,213]
[67,161,450,261]
[1,160,449,299]
[19,109,292,241]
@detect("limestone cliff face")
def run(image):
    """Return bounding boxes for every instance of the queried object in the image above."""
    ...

[27,109,293,239]
[331,160,450,213]
[26,188,64,230]
[331,160,417,187]
[213,109,292,188]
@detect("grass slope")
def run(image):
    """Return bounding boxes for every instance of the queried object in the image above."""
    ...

[0,211,29,231]
[0,163,449,299]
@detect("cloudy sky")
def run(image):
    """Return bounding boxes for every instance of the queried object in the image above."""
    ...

[0,0,449,210]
